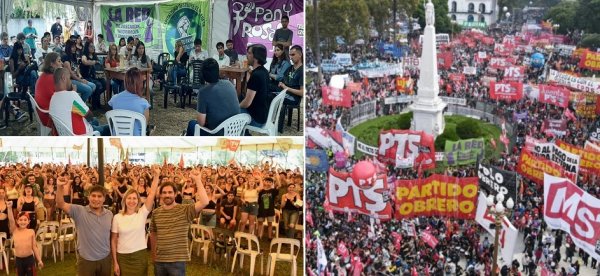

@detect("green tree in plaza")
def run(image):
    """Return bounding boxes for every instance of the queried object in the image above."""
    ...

[367,0,392,39]
[544,1,579,34]
[575,0,600,34]
[306,0,370,51]
[412,0,452,33]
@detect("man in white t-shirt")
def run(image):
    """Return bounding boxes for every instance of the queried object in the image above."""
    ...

[119,36,134,61]
[189,38,207,61]
[49,68,110,135]
[213,42,230,67]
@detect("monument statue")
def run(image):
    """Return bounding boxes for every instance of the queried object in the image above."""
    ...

[426,0,435,26]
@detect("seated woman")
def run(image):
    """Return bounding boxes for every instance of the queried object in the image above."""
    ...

[104,43,124,94]
[35,52,62,128]
[108,68,151,136]
[62,39,96,103]
[268,43,291,93]
[172,40,189,83]
[80,41,105,109]
[130,41,151,69]
[9,41,38,95]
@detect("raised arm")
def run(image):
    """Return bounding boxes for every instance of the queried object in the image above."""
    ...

[7,201,16,233]
[55,176,72,214]
[143,165,161,211]
[190,170,209,214]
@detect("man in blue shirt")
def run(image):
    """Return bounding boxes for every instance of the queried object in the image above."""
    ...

[0,32,12,60]
[23,19,38,57]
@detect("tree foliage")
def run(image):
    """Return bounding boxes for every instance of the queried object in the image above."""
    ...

[579,33,600,49]
[544,1,578,34]
[367,0,392,40]
[413,0,453,34]
[575,0,600,34]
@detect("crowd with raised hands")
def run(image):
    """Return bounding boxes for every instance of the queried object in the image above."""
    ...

[306,16,600,276]
[0,160,303,275]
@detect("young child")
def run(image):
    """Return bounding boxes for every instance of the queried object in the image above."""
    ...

[11,206,43,276]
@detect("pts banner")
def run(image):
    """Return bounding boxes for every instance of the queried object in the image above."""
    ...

[378,130,436,170]
[394,174,479,219]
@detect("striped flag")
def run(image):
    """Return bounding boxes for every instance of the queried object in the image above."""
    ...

[71,100,88,116]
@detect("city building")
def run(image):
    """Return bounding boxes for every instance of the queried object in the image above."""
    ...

[447,0,500,29]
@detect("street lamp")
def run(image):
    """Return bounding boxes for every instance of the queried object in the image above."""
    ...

[486,193,514,276]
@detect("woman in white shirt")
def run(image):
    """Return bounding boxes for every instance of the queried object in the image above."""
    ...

[111,166,160,276]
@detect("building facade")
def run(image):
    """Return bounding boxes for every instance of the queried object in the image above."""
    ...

[447,0,500,28]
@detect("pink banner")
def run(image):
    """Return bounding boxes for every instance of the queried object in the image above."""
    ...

[539,85,571,108]
[489,81,524,101]
[503,66,525,82]
[421,231,439,248]
[321,86,351,108]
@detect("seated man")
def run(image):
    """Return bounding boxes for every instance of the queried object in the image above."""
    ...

[189,38,208,61]
[224,39,239,66]
[275,45,304,133]
[49,68,110,136]
[185,58,240,136]
[213,42,230,67]
[239,45,269,129]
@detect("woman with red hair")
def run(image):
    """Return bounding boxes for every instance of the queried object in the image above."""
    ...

[108,68,151,136]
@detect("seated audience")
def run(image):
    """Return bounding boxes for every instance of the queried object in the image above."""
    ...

[186,58,240,136]
[0,32,12,59]
[213,42,230,67]
[172,40,189,83]
[189,38,208,61]
[119,36,134,61]
[79,41,105,109]
[34,36,52,64]
[105,43,124,93]
[35,52,63,127]
[240,45,269,128]
[108,68,151,136]
[130,41,151,69]
[62,40,96,102]
[276,45,304,133]
[224,39,239,65]
[96,34,107,53]
[268,43,291,92]
[9,41,38,95]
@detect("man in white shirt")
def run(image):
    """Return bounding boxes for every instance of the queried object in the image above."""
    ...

[213,42,230,67]
[49,68,110,136]
[119,36,134,61]
[189,38,207,61]
[34,36,52,63]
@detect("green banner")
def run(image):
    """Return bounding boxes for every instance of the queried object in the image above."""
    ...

[444,138,485,166]
[159,0,210,55]
[100,5,159,47]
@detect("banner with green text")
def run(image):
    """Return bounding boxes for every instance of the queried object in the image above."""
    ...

[159,0,211,55]
[100,5,159,47]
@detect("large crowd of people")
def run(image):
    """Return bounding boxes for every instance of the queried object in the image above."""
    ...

[1,15,305,135]
[306,12,600,276]
[0,160,304,275]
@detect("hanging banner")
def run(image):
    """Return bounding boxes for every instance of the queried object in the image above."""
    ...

[475,193,518,266]
[100,5,159,46]
[539,85,571,108]
[575,93,598,118]
[489,81,523,101]
[524,135,544,152]
[306,149,329,172]
[503,66,525,82]
[548,69,600,94]
[327,168,393,220]
[394,174,479,219]
[517,149,565,185]
[579,50,600,71]
[228,0,304,56]
[477,164,518,202]
[321,86,351,108]
[159,0,210,55]
[378,130,436,170]
[555,140,600,173]
[544,174,600,261]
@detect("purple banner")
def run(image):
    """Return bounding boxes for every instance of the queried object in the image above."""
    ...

[513,110,529,122]
[228,0,304,56]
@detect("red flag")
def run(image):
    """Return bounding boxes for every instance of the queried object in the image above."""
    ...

[421,231,439,248]
[337,241,350,259]
[565,108,577,121]
[179,155,184,169]
[321,86,352,107]
[307,211,314,227]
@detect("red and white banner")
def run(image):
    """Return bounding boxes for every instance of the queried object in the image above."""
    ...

[548,69,600,94]
[378,130,436,170]
[544,174,600,261]
[542,119,568,137]
[448,73,465,83]
[539,85,571,108]
[463,66,477,75]
[437,51,453,70]
[321,86,352,108]
[489,81,523,101]
[475,193,518,266]
[327,168,393,220]
[489,57,512,69]
[525,135,545,152]
[503,66,525,82]
[337,241,350,260]
[420,231,439,248]
[555,140,600,174]
[494,43,513,56]
[585,140,600,152]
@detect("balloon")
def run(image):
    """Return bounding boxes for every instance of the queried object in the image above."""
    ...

[334,151,347,168]
[530,52,545,68]
[352,161,377,189]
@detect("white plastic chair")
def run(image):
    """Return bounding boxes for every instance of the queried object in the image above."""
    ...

[189,224,212,264]
[194,113,251,136]
[231,231,263,276]
[267,238,301,276]
[105,109,147,136]
[49,114,100,136]
[0,232,9,275]
[57,222,77,261]
[27,92,51,136]
[36,221,59,263]
[262,209,281,239]
[245,89,287,136]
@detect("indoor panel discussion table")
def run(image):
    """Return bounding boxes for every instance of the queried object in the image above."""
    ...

[104,66,152,103]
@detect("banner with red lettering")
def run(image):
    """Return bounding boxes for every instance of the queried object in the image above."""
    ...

[378,130,436,170]
[539,85,571,108]
[542,119,567,137]
[525,136,545,152]
[321,86,351,108]
[395,77,410,93]
[327,168,393,220]
[544,174,600,261]
[574,93,598,118]
[489,81,523,101]
[448,73,465,83]
[494,43,513,56]
[437,51,453,70]
[503,66,525,82]
[394,174,479,219]
[421,231,439,248]
[489,57,512,69]
[555,140,600,174]
[475,193,518,266]
[517,150,565,185]
[579,50,600,71]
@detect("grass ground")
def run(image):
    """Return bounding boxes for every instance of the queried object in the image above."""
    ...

[2,239,303,275]
[1,85,303,136]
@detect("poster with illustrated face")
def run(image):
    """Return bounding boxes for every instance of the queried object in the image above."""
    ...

[160,0,211,54]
